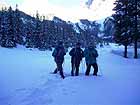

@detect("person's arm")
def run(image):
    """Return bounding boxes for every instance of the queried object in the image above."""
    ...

[93,49,98,57]
[63,49,66,56]
[84,48,87,58]
[96,50,98,57]
[81,49,84,58]
[52,48,57,57]
[69,48,74,56]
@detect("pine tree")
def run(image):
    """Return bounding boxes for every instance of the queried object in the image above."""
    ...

[0,8,7,47]
[104,17,115,38]
[14,4,24,45]
[113,0,140,58]
[113,0,132,58]
[40,16,48,50]
[25,23,33,48]
[0,10,2,43]
[5,6,16,48]
[48,21,55,47]
[32,11,42,48]
[130,0,140,58]
[0,6,16,48]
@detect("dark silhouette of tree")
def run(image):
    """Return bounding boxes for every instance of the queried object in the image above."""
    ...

[113,0,133,58]
[14,4,24,45]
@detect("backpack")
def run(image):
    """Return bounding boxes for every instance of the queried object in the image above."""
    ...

[53,47,66,58]
[88,48,98,58]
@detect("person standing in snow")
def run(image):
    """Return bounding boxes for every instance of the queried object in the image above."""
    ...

[84,43,98,76]
[52,41,66,79]
[69,42,84,76]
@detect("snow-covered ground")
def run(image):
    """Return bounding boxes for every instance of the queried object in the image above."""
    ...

[0,44,140,105]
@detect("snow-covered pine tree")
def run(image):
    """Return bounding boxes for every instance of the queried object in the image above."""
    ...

[5,6,16,48]
[0,10,2,43]
[103,17,115,43]
[32,11,42,48]
[45,20,51,47]
[40,16,48,50]
[0,8,7,47]
[25,23,33,48]
[128,0,140,58]
[66,23,76,47]
[48,20,55,47]
[113,0,132,58]
[14,4,24,45]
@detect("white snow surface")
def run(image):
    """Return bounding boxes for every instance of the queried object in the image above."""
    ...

[0,44,140,105]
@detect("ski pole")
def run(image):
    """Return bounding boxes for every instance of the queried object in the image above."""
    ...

[81,59,85,73]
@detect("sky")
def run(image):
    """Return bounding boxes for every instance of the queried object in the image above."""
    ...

[0,0,116,22]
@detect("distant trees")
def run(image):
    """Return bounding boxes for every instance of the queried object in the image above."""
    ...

[14,5,24,45]
[32,12,42,48]
[0,8,7,47]
[0,6,24,48]
[0,6,16,47]
[113,0,140,58]
[75,20,101,47]
[103,17,115,38]
[0,6,101,49]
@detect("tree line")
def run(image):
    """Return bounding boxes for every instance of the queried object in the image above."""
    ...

[0,6,101,50]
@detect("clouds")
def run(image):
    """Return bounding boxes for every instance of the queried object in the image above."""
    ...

[0,0,9,9]
[19,0,49,15]
[85,0,94,9]
[0,0,116,22]
[87,0,116,19]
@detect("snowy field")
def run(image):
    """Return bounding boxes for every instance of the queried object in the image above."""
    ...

[0,44,140,105]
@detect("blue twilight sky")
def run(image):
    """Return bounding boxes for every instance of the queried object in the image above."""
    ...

[0,0,116,22]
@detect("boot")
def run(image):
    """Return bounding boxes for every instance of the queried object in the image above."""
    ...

[61,75,65,79]
[71,71,74,76]
[93,73,97,76]
[53,68,58,74]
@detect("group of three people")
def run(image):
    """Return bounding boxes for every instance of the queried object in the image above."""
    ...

[52,41,99,79]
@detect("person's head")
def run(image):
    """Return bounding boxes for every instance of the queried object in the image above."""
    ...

[57,41,63,47]
[76,42,81,48]
[88,42,95,49]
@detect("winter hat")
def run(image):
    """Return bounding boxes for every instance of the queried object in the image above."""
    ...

[76,42,81,46]
[58,41,63,45]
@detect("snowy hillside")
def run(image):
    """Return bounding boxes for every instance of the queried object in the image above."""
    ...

[0,44,140,105]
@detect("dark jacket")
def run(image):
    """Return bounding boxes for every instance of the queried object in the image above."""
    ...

[52,46,66,63]
[69,48,84,64]
[84,47,98,64]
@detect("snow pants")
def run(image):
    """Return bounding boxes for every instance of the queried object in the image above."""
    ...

[54,60,65,79]
[85,63,98,76]
[71,61,80,76]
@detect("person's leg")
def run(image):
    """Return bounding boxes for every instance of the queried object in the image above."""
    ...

[85,63,91,76]
[92,63,98,76]
[71,62,75,76]
[57,62,65,79]
[53,61,58,73]
[75,62,80,76]
[53,58,59,73]
[60,69,65,79]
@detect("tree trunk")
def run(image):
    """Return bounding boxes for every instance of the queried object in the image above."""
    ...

[124,45,128,58]
[134,0,138,58]
[134,39,138,58]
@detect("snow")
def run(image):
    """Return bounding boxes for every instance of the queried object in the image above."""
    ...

[78,22,88,30]
[0,44,140,105]
[67,22,80,34]
[73,24,80,33]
